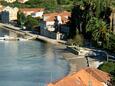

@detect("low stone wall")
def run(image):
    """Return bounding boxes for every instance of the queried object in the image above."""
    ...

[66,46,79,55]
[40,28,57,39]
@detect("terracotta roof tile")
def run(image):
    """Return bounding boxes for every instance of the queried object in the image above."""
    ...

[47,67,111,86]
[43,11,71,24]
[20,8,44,13]
[48,74,85,86]
[85,67,111,82]
[76,69,105,86]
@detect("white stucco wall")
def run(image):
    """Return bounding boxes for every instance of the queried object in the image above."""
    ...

[32,11,44,18]
[46,21,55,31]
[2,6,19,21]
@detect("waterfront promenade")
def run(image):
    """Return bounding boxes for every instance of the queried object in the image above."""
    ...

[0,23,65,44]
[0,23,112,76]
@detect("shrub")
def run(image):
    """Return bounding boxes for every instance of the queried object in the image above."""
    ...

[67,34,84,46]
[98,61,115,85]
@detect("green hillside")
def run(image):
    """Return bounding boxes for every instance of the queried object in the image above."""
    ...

[0,0,115,12]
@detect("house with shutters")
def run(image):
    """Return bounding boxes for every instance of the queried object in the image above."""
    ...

[40,11,71,40]
[1,6,19,23]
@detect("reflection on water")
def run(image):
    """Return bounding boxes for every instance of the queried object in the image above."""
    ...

[0,41,69,86]
[0,29,9,37]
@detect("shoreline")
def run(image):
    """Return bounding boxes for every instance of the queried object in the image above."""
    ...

[55,44,88,75]
[0,23,65,45]
[0,22,103,76]
[62,51,88,75]
[55,44,103,75]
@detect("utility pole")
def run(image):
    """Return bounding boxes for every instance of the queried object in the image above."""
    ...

[85,55,90,67]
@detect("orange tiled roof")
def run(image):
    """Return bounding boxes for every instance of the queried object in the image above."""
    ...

[85,67,111,82]
[47,67,111,86]
[48,74,85,86]
[44,11,71,24]
[19,8,44,13]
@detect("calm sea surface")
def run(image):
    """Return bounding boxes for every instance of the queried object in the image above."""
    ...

[0,39,69,86]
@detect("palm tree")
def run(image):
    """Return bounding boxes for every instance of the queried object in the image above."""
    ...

[86,17,111,47]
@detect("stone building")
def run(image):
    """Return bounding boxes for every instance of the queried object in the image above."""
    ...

[1,6,19,23]
[40,11,71,40]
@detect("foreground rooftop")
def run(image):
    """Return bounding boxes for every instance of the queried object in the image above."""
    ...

[47,67,111,86]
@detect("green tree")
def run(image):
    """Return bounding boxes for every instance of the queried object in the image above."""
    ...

[25,15,39,30]
[69,0,112,38]
[68,4,84,38]
[17,12,26,29]
[67,29,84,46]
[98,61,115,85]
[43,0,57,12]
[98,61,115,74]
[86,17,111,48]
[108,33,115,51]
[57,0,70,5]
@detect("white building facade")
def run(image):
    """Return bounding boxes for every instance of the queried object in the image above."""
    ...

[19,8,44,18]
[40,11,71,40]
[1,6,19,23]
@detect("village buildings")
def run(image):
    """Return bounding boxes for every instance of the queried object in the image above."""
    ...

[0,6,70,40]
[0,2,114,86]
[1,6,19,23]
[40,11,71,40]
[19,8,44,18]
[0,6,45,23]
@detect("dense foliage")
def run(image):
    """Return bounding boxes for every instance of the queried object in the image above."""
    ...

[98,61,115,85]
[0,0,75,12]
[25,15,39,30]
[17,12,39,30]
[1,0,115,12]
[69,0,112,38]
[67,34,84,46]
[86,17,111,49]
[68,0,115,52]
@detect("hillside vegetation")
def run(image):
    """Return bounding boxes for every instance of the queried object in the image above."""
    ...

[0,0,76,12]
[1,0,115,12]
